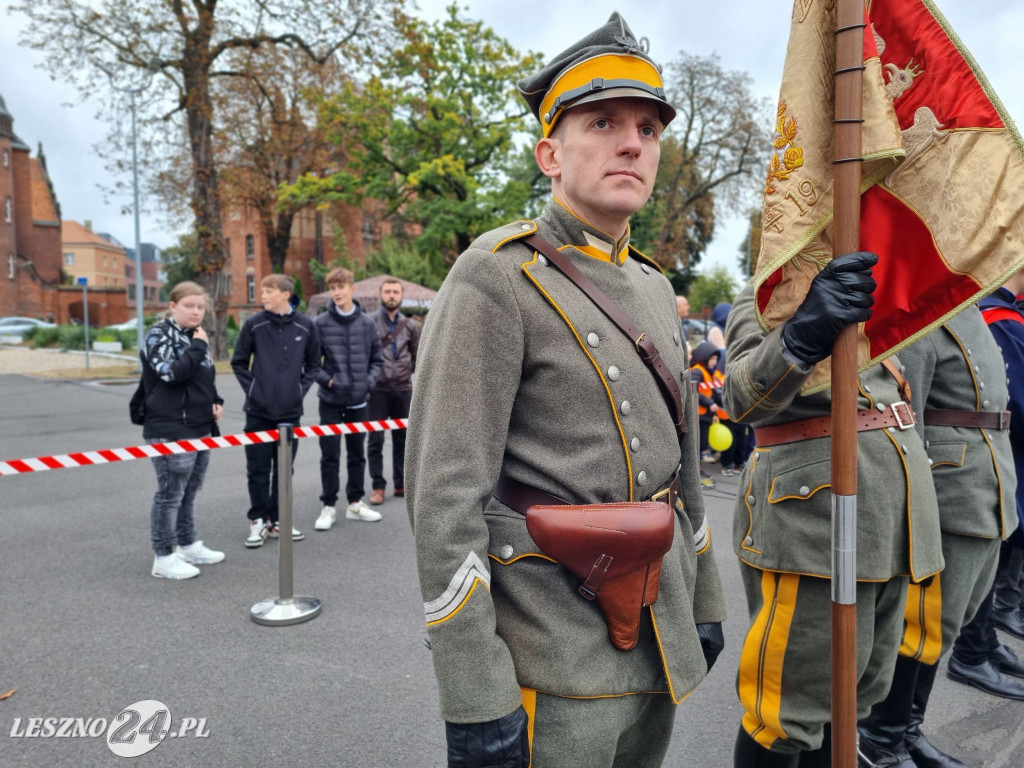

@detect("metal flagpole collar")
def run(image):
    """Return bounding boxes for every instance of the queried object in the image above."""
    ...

[251,596,322,626]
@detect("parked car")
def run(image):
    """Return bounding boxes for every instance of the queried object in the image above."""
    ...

[103,318,148,332]
[0,316,58,337]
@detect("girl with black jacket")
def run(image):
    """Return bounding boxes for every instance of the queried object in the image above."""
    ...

[143,281,225,580]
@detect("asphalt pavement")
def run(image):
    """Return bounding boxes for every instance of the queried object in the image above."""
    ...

[1,371,1022,767]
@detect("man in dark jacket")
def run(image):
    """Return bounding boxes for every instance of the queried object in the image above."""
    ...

[367,278,420,505]
[313,267,384,530]
[231,274,320,548]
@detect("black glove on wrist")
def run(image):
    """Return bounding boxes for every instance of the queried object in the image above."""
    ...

[697,622,725,672]
[446,706,529,768]
[781,251,878,365]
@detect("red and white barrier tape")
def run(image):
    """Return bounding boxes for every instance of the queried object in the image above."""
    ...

[0,419,408,477]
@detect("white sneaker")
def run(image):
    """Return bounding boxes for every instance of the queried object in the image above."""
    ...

[266,522,305,541]
[246,519,268,548]
[152,553,200,580]
[315,506,336,531]
[176,541,225,565]
[346,500,382,522]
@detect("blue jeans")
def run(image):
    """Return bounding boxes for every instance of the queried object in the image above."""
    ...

[149,438,211,556]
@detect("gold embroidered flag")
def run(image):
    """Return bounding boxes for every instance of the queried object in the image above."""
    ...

[754,0,1024,393]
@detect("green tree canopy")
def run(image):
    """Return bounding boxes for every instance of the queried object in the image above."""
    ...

[280,4,543,274]
[689,265,740,310]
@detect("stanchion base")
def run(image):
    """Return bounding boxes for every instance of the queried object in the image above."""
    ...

[250,596,322,626]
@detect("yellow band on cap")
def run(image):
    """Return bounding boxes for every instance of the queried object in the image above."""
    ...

[539,53,665,137]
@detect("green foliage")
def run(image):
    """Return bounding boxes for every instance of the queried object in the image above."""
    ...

[94,329,120,342]
[117,329,138,349]
[227,314,238,331]
[29,326,60,348]
[280,5,544,266]
[366,236,447,291]
[161,233,200,299]
[58,326,87,351]
[689,266,739,310]
[227,325,240,351]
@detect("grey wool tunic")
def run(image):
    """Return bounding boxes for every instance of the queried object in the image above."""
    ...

[406,200,727,724]
[721,281,944,582]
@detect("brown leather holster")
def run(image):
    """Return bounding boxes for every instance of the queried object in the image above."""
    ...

[525,502,675,651]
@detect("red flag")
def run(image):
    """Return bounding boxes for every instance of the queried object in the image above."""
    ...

[755,0,1024,393]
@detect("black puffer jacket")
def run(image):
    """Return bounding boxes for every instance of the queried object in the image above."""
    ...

[142,318,222,440]
[314,299,383,407]
[231,310,320,421]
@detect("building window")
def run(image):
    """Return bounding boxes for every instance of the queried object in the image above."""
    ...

[2,149,8,167]
[224,238,231,260]
[7,254,13,280]
[247,275,255,302]
[64,252,75,266]
[245,235,254,260]
[113,257,118,269]
[102,254,108,267]
[128,282,135,297]
[226,275,233,295]
[4,197,10,224]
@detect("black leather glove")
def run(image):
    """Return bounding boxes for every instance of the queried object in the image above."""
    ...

[781,251,878,364]
[446,706,529,768]
[697,622,725,672]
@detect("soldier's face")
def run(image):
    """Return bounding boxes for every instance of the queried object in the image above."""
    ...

[538,98,661,238]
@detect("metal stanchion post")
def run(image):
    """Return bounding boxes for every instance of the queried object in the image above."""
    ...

[250,424,321,626]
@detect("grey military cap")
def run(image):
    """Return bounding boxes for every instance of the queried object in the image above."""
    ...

[517,11,676,137]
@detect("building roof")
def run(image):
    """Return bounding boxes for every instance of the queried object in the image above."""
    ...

[308,274,437,314]
[29,157,60,225]
[62,220,126,251]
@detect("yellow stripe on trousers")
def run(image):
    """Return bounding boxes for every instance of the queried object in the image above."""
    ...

[739,571,799,749]
[521,687,537,767]
[900,572,944,664]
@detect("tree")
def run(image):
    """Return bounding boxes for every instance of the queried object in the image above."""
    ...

[631,52,772,273]
[281,4,543,270]
[160,233,200,298]
[14,0,406,356]
[689,265,739,310]
[210,44,343,275]
[737,207,762,277]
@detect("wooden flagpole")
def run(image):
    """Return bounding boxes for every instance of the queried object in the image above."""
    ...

[831,0,866,765]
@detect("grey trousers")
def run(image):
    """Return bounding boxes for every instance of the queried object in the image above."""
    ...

[524,688,677,768]
[737,565,908,753]
[901,532,1000,663]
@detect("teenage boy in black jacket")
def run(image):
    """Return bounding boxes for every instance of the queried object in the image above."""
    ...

[312,267,383,530]
[231,274,320,547]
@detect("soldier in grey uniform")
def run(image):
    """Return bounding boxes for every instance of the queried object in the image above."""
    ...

[721,254,943,766]
[856,305,1018,768]
[405,13,727,768]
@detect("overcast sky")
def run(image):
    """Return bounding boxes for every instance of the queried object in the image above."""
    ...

[2,0,1021,282]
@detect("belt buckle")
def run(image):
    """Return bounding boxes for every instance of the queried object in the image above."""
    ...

[890,401,914,430]
[651,485,674,506]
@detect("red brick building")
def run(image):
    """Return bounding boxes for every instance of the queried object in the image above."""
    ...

[0,93,63,321]
[220,203,390,323]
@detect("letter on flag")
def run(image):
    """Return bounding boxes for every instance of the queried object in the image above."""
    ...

[755,0,1024,392]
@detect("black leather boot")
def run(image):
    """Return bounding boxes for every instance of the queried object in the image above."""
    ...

[992,546,1024,640]
[905,661,967,768]
[856,655,918,767]
[798,723,831,767]
[735,727,801,767]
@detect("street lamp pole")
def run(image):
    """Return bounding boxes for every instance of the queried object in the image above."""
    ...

[105,63,156,370]
[129,88,144,359]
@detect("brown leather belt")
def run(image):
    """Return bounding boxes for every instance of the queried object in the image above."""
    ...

[493,471,680,514]
[754,401,916,447]
[923,408,1011,430]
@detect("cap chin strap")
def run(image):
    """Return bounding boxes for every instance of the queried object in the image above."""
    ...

[544,78,668,126]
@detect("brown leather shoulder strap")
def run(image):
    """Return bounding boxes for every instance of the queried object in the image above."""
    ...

[524,234,686,436]
[381,315,410,348]
[882,358,912,402]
